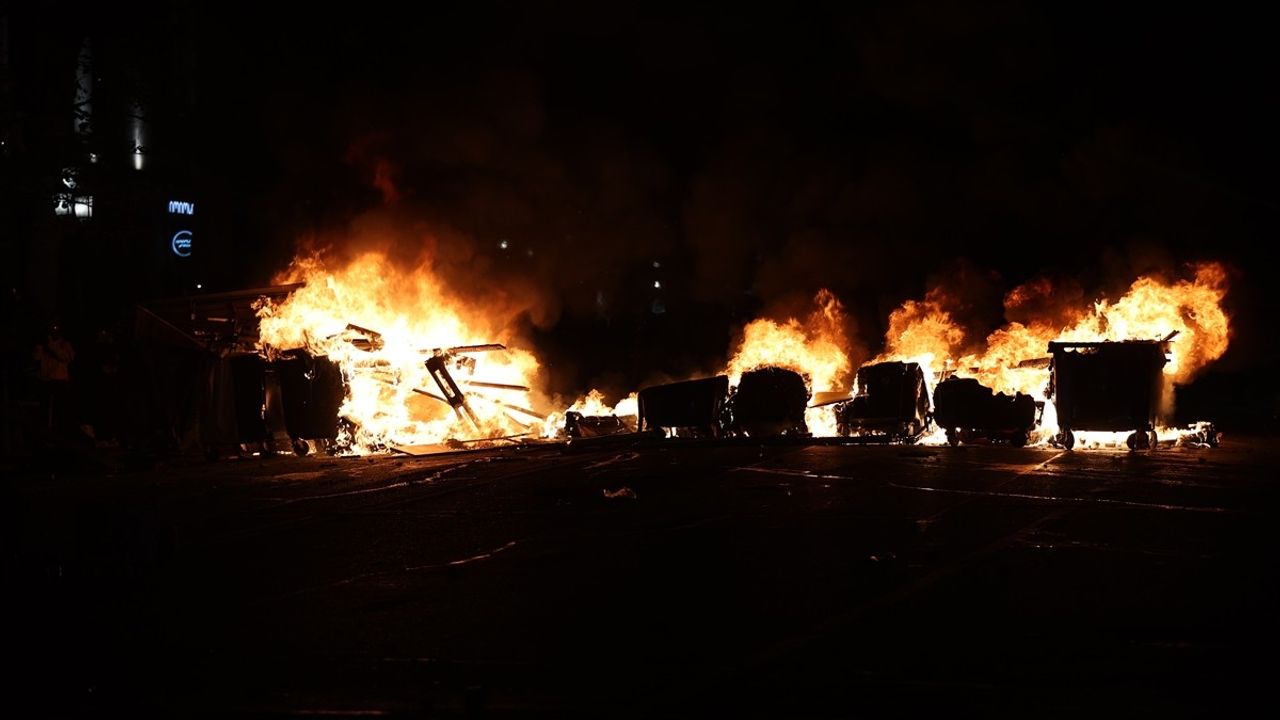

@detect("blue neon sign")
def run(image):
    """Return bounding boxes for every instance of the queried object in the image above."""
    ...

[171,229,193,257]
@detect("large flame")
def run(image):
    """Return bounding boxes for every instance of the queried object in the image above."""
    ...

[259,249,1230,453]
[877,262,1231,445]
[256,252,542,453]
[723,289,853,435]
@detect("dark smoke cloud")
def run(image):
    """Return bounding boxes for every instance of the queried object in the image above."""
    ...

[180,1,1277,400]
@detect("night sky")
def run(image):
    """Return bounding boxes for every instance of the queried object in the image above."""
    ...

[9,2,1279,410]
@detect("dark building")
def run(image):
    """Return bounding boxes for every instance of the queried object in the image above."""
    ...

[2,5,211,339]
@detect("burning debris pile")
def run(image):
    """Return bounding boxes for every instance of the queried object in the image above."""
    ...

[248,249,1229,455]
[256,253,545,454]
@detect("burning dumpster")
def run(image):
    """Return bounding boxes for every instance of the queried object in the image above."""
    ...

[274,350,345,455]
[637,375,730,438]
[1048,338,1171,450]
[835,361,930,442]
[565,411,637,439]
[725,367,809,437]
[933,376,1037,447]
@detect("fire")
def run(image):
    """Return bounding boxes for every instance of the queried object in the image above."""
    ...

[876,262,1231,444]
[880,292,968,362]
[256,252,543,453]
[258,247,1229,453]
[1054,263,1230,383]
[541,390,638,438]
[724,289,853,435]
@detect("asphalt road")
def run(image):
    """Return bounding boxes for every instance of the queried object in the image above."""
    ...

[5,437,1278,717]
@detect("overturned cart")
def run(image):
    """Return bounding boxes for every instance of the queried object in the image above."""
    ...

[1049,338,1171,450]
[835,361,930,442]
[933,376,1037,447]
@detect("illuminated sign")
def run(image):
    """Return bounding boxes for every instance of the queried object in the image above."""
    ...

[171,230,193,257]
[168,200,195,215]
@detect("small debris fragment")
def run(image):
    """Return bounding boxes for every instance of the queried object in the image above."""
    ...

[602,487,638,500]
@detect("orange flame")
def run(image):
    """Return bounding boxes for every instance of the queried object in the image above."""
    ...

[723,289,852,435]
[877,262,1231,444]
[541,390,638,438]
[256,252,542,453]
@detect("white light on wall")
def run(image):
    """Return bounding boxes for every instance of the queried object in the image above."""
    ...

[53,193,92,219]
[73,195,93,219]
[132,149,144,171]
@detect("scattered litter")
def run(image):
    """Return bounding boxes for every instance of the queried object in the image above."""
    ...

[602,487,638,500]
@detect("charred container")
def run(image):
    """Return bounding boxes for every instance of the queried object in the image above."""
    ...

[565,411,637,439]
[835,361,930,441]
[1048,339,1171,450]
[637,376,730,438]
[274,351,346,455]
[725,367,810,437]
[933,376,1037,447]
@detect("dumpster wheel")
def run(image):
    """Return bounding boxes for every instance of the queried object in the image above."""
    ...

[291,437,310,457]
[1126,430,1152,450]
[1057,429,1075,450]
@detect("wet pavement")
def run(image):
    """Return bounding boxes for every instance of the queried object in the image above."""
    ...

[5,437,1278,717]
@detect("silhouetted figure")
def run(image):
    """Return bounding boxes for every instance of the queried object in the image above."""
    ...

[33,324,75,443]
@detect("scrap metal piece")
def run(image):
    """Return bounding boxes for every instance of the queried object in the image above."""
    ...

[465,380,532,392]
[425,354,480,431]
[565,411,636,439]
[470,393,545,421]
[810,390,853,408]
[411,387,450,405]
[420,343,507,355]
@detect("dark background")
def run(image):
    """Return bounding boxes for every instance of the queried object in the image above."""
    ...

[3,1,1277,422]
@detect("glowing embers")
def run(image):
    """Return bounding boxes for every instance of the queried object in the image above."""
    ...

[256,253,543,454]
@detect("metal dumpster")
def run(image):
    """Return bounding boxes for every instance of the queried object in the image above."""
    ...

[208,353,273,456]
[725,367,809,437]
[835,361,930,441]
[274,351,345,455]
[636,375,730,438]
[1048,339,1171,450]
[933,376,1037,447]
